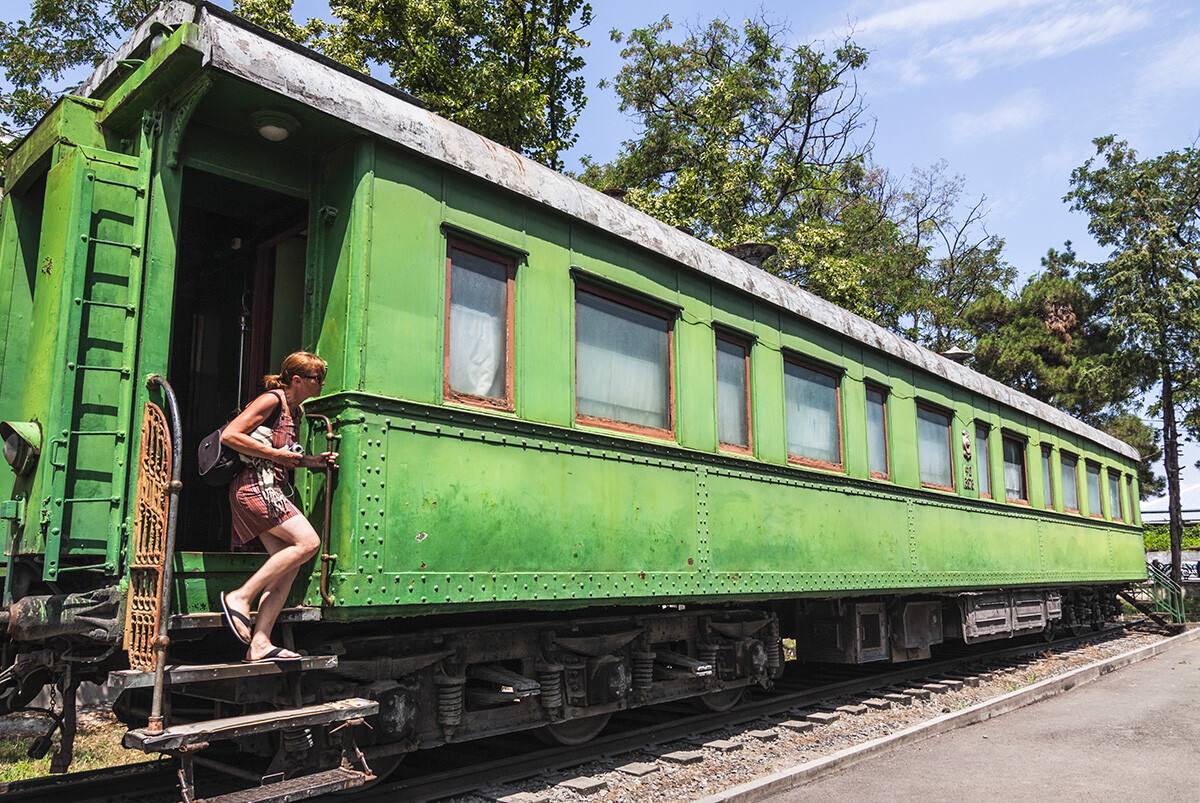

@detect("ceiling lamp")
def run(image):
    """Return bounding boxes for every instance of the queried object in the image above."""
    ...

[251,110,299,142]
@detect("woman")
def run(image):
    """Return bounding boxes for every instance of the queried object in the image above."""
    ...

[218,351,338,661]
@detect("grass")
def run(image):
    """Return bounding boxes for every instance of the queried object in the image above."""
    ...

[0,710,139,784]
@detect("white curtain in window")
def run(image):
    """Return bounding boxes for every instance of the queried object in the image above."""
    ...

[1108,472,1122,519]
[975,426,990,496]
[1003,438,1026,500]
[716,339,749,446]
[784,363,840,464]
[1042,449,1053,507]
[866,388,887,475]
[917,407,952,487]
[447,249,508,399]
[1086,463,1103,514]
[576,291,670,429]
[1062,457,1079,510]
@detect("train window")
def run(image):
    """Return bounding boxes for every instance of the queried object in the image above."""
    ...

[975,423,991,498]
[865,385,889,479]
[1041,446,1054,509]
[1002,435,1028,503]
[916,405,954,490]
[575,286,673,435]
[1108,470,1124,522]
[1085,461,1103,518]
[444,241,516,410]
[1061,453,1080,513]
[784,360,843,470]
[715,333,752,452]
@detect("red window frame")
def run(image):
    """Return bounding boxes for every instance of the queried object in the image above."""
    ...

[916,403,955,492]
[1108,469,1125,522]
[1002,433,1029,505]
[1041,445,1054,510]
[783,357,844,472]
[1061,452,1080,514]
[975,422,992,499]
[715,330,753,455]
[573,281,676,440]
[442,238,517,412]
[1085,460,1104,519]
[865,383,890,480]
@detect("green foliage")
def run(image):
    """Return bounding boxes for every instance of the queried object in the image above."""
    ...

[576,14,870,251]
[244,0,594,169]
[1142,523,1200,551]
[0,0,157,150]
[1067,136,1200,581]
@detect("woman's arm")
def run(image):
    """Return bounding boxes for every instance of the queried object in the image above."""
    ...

[220,393,302,468]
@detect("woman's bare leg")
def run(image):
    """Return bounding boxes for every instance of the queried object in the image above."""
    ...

[223,515,319,656]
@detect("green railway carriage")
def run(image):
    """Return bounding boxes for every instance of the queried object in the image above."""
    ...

[0,0,1145,783]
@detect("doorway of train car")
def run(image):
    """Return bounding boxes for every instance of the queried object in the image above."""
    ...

[169,168,309,550]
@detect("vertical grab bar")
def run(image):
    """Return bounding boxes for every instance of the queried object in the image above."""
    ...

[306,413,337,606]
[145,374,182,735]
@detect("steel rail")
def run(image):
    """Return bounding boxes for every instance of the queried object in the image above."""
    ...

[356,624,1144,802]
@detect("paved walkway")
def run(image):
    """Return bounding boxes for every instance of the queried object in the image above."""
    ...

[770,635,1200,802]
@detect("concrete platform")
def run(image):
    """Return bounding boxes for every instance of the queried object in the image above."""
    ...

[703,628,1200,802]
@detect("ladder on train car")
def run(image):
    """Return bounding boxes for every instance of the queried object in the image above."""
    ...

[1119,562,1186,628]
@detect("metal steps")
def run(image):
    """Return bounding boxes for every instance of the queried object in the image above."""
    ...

[168,606,322,632]
[124,697,378,752]
[199,766,374,803]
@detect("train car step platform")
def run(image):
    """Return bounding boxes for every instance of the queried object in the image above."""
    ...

[124,697,378,752]
[106,655,337,690]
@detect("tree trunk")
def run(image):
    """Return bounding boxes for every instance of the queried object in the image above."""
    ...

[1161,363,1183,586]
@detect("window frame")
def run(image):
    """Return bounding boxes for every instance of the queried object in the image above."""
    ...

[1061,452,1080,514]
[573,280,677,440]
[442,237,518,412]
[916,402,955,492]
[1085,460,1104,519]
[865,382,890,480]
[1001,431,1030,505]
[975,422,992,499]
[1041,445,1054,510]
[1108,468,1125,522]
[783,356,844,472]
[714,329,753,455]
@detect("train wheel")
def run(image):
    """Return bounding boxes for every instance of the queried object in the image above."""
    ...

[535,712,612,746]
[691,687,745,713]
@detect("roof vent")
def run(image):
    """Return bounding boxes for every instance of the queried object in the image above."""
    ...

[724,242,777,269]
[940,346,972,363]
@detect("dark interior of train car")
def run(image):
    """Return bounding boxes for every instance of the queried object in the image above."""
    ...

[169,168,308,550]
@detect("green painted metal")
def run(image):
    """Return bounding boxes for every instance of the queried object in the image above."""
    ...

[0,17,1147,620]
[1144,562,1185,624]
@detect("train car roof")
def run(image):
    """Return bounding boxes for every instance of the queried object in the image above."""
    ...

[76,1,1138,461]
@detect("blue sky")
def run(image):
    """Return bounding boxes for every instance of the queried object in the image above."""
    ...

[10,0,1200,515]
[567,0,1200,518]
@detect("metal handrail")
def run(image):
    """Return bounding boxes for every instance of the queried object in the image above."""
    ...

[145,374,182,735]
[306,413,338,606]
[1146,562,1185,624]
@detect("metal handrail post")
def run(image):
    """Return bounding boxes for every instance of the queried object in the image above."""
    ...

[146,374,183,734]
[306,413,337,606]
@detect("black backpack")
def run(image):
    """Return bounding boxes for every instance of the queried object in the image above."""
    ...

[197,392,284,486]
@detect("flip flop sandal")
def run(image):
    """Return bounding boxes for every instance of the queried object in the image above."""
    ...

[219,592,252,645]
[243,646,301,663]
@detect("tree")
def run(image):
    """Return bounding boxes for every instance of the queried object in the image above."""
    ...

[576,14,871,252]
[966,244,1162,497]
[897,161,1013,352]
[239,0,594,170]
[0,0,156,151]
[1066,136,1200,586]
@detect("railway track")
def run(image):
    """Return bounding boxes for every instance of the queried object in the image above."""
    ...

[0,624,1159,803]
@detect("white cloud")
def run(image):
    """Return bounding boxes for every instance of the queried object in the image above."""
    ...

[947,89,1049,141]
[899,3,1150,85]
[858,0,1051,37]
[1139,27,1200,96]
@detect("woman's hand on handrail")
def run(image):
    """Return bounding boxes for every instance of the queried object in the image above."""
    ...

[299,451,338,470]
